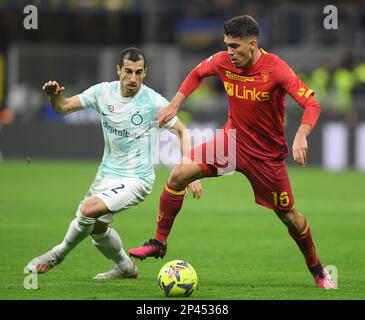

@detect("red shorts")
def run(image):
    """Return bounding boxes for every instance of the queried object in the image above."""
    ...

[187,129,295,212]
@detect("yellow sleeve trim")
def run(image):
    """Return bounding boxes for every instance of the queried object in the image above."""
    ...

[305,89,314,99]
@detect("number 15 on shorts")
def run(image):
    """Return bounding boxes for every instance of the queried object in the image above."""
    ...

[272,191,290,208]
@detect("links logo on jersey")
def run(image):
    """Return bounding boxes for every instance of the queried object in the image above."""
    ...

[224,81,270,101]
[108,105,115,112]
[131,112,143,126]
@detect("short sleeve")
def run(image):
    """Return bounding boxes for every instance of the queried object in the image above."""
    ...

[77,82,108,112]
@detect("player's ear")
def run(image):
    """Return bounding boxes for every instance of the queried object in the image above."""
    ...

[116,65,121,76]
[250,38,257,49]
[143,67,147,78]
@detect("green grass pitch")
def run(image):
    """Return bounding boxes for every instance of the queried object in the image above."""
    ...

[0,159,364,300]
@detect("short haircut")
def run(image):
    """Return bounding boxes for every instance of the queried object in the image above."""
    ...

[224,15,259,39]
[119,47,147,69]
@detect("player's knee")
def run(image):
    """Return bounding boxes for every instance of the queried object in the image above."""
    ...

[80,198,105,218]
[169,165,190,189]
[275,207,304,229]
[80,202,96,218]
[274,208,295,225]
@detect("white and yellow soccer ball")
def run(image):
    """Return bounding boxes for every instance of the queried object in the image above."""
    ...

[157,260,198,297]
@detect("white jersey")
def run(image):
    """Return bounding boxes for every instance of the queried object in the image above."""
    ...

[78,81,177,186]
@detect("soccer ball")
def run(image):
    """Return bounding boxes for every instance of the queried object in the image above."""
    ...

[157,260,198,297]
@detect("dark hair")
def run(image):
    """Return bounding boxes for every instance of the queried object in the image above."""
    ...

[224,15,259,39]
[119,47,147,69]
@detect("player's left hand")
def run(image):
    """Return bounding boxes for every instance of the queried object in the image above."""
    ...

[186,180,202,199]
[292,134,308,167]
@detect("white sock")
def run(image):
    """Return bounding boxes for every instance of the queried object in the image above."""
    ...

[53,214,95,258]
[91,227,132,270]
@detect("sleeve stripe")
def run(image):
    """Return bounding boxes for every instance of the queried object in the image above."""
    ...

[305,89,314,99]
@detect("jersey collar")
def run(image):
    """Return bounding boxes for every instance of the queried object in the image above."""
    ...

[118,84,144,102]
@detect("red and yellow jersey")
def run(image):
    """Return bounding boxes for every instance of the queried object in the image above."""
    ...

[178,50,321,161]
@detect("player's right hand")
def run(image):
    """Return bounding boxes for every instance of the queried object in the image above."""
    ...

[42,81,65,97]
[158,103,178,128]
[292,133,308,167]
[187,180,202,200]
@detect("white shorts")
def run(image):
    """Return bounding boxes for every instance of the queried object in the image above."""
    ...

[79,170,153,224]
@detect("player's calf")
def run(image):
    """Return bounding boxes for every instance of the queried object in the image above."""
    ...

[275,207,306,234]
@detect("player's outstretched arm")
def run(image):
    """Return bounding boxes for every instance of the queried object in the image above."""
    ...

[158,92,186,127]
[292,123,311,167]
[169,119,202,199]
[159,53,219,127]
[169,118,191,156]
[42,81,83,115]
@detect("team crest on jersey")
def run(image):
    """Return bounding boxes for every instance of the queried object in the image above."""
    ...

[261,72,270,83]
[131,112,143,126]
[108,105,115,112]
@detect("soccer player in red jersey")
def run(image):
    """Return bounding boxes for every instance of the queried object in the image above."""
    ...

[129,15,334,289]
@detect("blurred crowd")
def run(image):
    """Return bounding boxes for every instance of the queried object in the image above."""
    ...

[1,0,365,46]
[1,0,365,124]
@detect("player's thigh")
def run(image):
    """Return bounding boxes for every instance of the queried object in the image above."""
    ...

[97,179,151,212]
[95,179,152,224]
[240,156,295,211]
[80,196,109,217]
[184,130,236,180]
[81,173,151,223]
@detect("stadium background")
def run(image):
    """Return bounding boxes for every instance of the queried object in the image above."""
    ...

[0,0,364,301]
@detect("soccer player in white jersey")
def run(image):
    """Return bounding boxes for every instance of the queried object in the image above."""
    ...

[25,47,202,279]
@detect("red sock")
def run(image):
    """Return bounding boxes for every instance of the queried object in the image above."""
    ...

[289,219,319,267]
[154,183,186,244]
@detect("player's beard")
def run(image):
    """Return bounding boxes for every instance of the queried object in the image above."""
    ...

[125,83,139,96]
[231,51,250,68]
